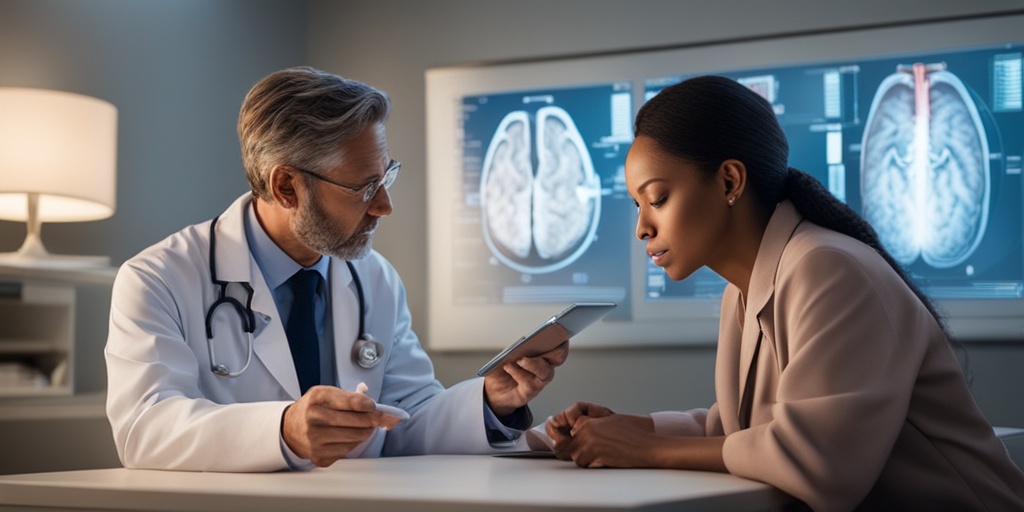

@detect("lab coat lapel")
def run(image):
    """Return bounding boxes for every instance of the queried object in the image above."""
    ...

[213,193,302,398]
[250,274,300,398]
[736,201,802,421]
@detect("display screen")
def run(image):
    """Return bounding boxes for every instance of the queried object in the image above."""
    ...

[645,43,1024,302]
[454,83,635,318]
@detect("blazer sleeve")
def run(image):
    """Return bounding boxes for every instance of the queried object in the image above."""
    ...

[651,403,723,437]
[721,242,934,512]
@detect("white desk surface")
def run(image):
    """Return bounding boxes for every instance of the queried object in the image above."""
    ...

[0,454,794,511]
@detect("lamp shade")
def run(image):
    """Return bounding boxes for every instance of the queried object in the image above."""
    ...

[0,88,117,222]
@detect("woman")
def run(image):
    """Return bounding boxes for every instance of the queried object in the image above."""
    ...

[546,75,1024,511]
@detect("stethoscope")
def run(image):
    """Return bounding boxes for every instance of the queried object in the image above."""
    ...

[203,214,384,378]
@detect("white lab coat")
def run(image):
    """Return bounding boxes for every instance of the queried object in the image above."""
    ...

[105,194,524,471]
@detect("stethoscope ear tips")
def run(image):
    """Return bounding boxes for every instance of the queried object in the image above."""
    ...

[353,333,384,369]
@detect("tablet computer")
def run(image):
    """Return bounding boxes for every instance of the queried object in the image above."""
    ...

[476,303,616,377]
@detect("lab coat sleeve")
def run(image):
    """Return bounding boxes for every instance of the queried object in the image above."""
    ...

[367,258,527,455]
[105,252,291,472]
[382,378,525,455]
[720,243,929,512]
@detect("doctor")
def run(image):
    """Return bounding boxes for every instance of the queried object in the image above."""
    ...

[105,66,568,472]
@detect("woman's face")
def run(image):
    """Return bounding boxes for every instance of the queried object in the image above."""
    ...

[625,136,729,282]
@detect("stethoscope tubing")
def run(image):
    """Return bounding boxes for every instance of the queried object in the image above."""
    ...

[203,213,382,378]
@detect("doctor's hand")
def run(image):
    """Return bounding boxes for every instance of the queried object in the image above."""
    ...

[483,328,569,417]
[281,385,391,467]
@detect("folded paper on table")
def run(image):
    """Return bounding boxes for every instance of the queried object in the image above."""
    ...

[526,423,555,452]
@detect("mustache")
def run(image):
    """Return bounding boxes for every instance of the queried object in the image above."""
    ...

[356,221,379,237]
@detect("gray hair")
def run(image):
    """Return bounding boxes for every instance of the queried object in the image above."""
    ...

[238,66,392,200]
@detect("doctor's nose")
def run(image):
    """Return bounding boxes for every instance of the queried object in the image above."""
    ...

[367,185,393,217]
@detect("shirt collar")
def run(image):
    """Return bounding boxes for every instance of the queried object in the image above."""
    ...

[244,202,330,291]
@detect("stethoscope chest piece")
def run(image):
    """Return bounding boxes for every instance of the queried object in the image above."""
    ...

[353,333,384,369]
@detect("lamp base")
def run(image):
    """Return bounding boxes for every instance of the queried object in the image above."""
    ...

[0,231,110,269]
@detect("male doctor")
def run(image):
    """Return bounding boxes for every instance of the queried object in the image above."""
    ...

[104,66,568,472]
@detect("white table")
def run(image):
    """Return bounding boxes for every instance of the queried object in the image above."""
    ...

[0,454,794,511]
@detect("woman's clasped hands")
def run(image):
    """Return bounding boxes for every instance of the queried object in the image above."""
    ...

[545,401,657,468]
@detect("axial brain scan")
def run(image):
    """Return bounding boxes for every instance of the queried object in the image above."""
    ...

[861,63,990,269]
[481,112,534,259]
[480,106,600,272]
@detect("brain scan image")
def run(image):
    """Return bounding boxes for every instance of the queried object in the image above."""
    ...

[479,106,601,273]
[860,62,990,269]
[481,112,534,259]
[533,106,599,260]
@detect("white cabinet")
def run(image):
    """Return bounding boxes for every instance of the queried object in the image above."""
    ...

[0,265,116,398]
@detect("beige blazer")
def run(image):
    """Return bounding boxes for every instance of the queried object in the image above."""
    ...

[652,201,1024,511]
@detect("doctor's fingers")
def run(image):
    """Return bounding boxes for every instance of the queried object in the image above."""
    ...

[307,438,375,468]
[496,362,550,404]
[538,341,569,367]
[509,355,558,385]
[304,385,377,414]
[308,423,378,447]
[308,406,385,430]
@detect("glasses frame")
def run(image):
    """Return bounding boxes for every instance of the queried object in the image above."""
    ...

[291,159,401,203]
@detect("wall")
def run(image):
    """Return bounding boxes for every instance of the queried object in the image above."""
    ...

[305,0,1024,424]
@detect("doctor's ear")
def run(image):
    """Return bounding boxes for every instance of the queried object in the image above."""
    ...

[269,166,300,209]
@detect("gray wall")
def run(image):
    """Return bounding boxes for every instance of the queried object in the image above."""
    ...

[0,0,1022,474]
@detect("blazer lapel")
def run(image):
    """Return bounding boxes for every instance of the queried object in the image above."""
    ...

[736,201,802,426]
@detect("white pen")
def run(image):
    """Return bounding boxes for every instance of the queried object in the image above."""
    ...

[355,381,410,421]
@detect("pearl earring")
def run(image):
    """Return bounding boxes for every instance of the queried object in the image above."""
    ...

[728,197,736,206]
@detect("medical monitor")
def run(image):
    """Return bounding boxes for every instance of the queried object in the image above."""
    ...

[426,13,1024,350]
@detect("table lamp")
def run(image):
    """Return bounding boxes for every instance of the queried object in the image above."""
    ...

[0,87,117,268]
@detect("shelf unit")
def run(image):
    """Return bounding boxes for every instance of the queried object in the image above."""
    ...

[0,264,117,398]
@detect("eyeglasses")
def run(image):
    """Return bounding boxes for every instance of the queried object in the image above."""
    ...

[292,159,401,203]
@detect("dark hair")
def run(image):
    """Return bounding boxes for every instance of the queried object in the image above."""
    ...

[634,75,948,336]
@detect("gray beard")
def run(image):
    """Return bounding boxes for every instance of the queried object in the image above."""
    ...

[292,188,374,261]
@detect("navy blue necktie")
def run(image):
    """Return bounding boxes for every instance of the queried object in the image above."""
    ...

[286,269,320,395]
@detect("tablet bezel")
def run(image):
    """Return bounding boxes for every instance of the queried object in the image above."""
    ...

[475,303,616,377]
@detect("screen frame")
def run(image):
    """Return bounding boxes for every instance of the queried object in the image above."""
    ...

[426,13,1024,350]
